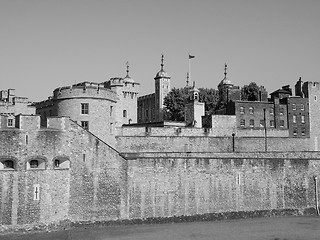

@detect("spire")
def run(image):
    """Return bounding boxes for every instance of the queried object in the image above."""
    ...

[186,72,189,87]
[123,61,134,83]
[155,53,170,79]
[125,61,130,78]
[161,54,164,71]
[224,63,227,79]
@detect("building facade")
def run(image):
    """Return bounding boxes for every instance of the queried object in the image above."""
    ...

[218,78,311,138]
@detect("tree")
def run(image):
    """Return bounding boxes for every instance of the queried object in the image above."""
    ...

[163,88,189,121]
[241,82,260,101]
[198,88,219,115]
[163,87,219,121]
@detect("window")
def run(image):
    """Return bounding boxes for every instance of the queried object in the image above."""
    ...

[293,128,297,136]
[81,103,89,114]
[240,106,244,114]
[33,184,40,201]
[53,157,70,169]
[110,123,113,134]
[302,128,306,136]
[270,120,275,127]
[81,121,89,130]
[145,127,151,134]
[30,160,39,168]
[292,104,296,110]
[279,108,284,115]
[7,118,13,127]
[0,160,14,170]
[315,96,317,101]
[280,120,285,127]
[240,119,245,127]
[269,108,274,115]
[293,115,297,123]
[249,119,254,127]
[260,120,265,127]
[301,115,305,123]
[249,107,254,114]
[110,106,113,116]
[0,159,16,170]
[54,160,60,168]
[123,110,127,118]
[4,160,14,169]
[301,104,305,111]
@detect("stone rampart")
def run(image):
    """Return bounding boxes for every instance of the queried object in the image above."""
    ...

[0,117,126,232]
[116,135,311,153]
[123,152,320,220]
[1,116,320,233]
[117,125,289,138]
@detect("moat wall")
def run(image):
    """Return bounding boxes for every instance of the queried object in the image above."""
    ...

[123,152,320,219]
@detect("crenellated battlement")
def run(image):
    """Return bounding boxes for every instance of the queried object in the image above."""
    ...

[51,82,118,102]
[103,78,140,94]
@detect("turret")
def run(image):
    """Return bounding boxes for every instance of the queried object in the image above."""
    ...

[154,54,171,121]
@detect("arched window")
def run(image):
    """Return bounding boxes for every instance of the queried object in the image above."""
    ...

[27,158,46,170]
[4,160,14,169]
[0,159,16,170]
[53,157,70,169]
[30,160,39,168]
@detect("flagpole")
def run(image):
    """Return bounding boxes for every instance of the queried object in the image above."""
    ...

[188,54,191,86]
[188,54,195,87]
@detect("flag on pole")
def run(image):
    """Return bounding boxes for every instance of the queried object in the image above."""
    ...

[189,54,195,59]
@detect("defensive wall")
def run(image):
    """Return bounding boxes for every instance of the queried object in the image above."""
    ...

[115,124,310,153]
[122,152,320,220]
[0,115,126,232]
[0,115,320,233]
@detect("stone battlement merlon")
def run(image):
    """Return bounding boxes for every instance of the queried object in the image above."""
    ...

[52,84,118,102]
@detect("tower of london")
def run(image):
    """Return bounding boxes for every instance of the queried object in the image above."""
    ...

[1,55,320,233]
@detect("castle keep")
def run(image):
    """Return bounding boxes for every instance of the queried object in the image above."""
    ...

[1,58,320,232]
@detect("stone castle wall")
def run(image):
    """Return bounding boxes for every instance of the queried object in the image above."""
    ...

[0,116,126,231]
[116,125,309,153]
[123,152,320,220]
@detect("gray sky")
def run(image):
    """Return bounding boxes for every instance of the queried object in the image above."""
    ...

[0,0,319,101]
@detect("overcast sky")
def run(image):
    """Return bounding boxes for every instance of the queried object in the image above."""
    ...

[0,0,319,101]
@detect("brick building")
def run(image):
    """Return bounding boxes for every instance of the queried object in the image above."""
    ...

[218,77,310,138]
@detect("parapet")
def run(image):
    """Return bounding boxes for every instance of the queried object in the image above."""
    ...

[52,82,118,102]
[103,78,140,93]
[47,116,70,131]
[15,114,40,130]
